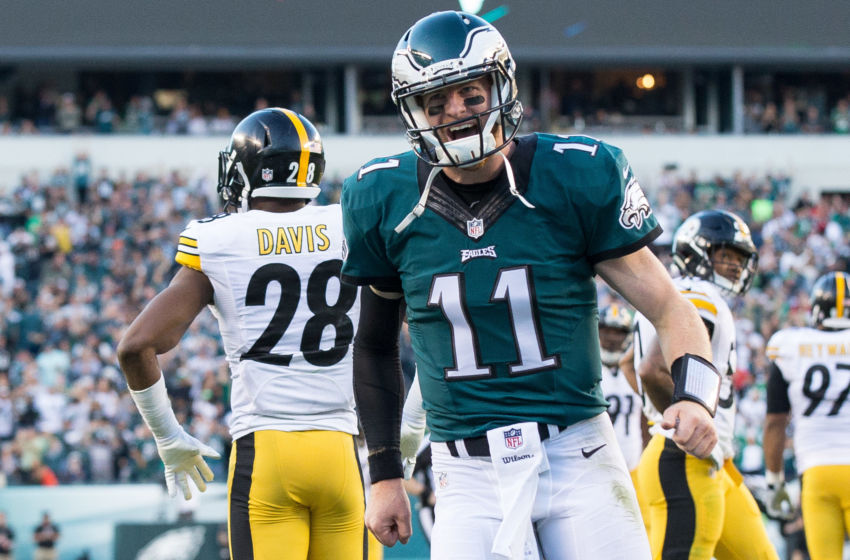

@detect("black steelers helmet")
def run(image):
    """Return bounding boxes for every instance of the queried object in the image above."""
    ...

[218,108,325,210]
[672,210,758,296]
[810,271,850,329]
[598,303,634,367]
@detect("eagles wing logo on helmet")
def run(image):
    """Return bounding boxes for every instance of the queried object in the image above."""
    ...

[619,177,652,229]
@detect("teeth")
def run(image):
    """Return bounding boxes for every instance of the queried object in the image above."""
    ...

[450,123,474,132]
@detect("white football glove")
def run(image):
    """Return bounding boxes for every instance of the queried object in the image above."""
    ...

[156,428,221,500]
[765,471,794,520]
[401,370,426,479]
[130,374,221,500]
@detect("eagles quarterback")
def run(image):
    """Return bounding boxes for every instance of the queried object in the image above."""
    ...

[764,271,850,560]
[633,210,778,559]
[341,11,721,559]
[117,108,366,559]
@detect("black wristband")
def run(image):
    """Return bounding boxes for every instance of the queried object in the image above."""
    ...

[367,447,404,483]
[670,353,721,417]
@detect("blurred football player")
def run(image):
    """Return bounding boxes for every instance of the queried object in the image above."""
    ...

[117,108,366,559]
[634,210,778,559]
[764,270,850,560]
[598,303,643,476]
[340,11,720,559]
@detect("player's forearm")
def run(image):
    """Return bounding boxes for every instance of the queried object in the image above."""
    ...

[762,413,788,474]
[116,342,164,391]
[353,287,406,482]
[653,295,713,369]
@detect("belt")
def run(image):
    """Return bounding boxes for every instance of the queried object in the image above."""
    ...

[442,423,567,458]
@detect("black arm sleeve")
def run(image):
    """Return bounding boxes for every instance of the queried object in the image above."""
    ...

[766,361,791,414]
[353,286,406,482]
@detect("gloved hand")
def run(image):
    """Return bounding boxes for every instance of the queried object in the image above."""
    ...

[765,480,794,520]
[129,374,221,500]
[155,428,221,500]
[401,369,426,479]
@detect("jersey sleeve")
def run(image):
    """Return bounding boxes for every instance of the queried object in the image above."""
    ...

[680,287,718,337]
[174,220,201,271]
[340,167,402,289]
[582,141,661,263]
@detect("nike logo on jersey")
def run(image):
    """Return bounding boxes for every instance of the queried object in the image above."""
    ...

[581,444,606,458]
[460,245,497,263]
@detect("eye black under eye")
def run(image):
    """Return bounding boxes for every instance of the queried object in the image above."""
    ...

[426,106,444,116]
[464,95,485,107]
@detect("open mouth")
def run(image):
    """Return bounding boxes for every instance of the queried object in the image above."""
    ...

[445,120,479,141]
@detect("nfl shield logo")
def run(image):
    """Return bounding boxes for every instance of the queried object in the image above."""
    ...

[261,168,273,182]
[466,218,484,239]
[503,428,523,450]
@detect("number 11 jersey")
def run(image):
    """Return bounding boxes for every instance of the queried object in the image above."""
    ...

[175,206,360,440]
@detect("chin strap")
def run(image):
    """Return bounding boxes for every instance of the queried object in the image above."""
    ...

[501,151,535,209]
[395,165,441,233]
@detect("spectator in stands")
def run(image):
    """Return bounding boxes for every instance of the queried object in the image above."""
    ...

[54,93,82,134]
[830,96,850,133]
[32,512,59,560]
[0,511,13,560]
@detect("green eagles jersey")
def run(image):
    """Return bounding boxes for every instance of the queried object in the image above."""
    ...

[341,133,660,441]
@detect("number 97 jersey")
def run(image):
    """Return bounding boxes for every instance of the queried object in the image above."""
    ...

[174,205,360,441]
[766,326,850,472]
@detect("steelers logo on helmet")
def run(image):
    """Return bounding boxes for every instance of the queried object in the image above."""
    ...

[391,11,523,167]
[672,210,759,296]
[810,271,850,330]
[217,108,325,211]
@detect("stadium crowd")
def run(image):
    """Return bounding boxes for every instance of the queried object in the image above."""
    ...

[0,152,847,493]
[2,81,850,136]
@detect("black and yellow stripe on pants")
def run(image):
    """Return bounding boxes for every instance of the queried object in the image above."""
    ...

[228,430,367,560]
[800,465,850,560]
[637,433,778,560]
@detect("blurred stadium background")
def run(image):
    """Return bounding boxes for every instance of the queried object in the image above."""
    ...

[0,1,849,558]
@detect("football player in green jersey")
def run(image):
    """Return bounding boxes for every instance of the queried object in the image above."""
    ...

[341,11,720,559]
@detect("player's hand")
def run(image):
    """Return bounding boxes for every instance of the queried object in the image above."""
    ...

[155,428,221,500]
[765,481,795,521]
[661,400,717,459]
[367,478,412,547]
[400,422,424,479]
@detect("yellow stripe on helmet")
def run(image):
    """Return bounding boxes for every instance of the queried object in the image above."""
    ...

[837,271,846,320]
[278,108,310,187]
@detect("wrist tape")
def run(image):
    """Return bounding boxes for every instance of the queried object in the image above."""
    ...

[670,353,721,417]
[765,470,784,488]
[129,373,181,441]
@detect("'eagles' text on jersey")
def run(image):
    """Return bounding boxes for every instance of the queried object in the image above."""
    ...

[341,134,660,441]
[766,326,850,472]
[633,277,737,459]
[175,206,360,440]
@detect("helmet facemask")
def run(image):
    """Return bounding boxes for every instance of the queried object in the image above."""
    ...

[598,304,634,367]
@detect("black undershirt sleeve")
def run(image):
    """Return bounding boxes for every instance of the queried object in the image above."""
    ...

[353,286,406,482]
[765,361,791,414]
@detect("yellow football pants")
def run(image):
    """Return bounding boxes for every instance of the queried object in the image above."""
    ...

[227,430,366,560]
[638,434,778,560]
[801,465,850,560]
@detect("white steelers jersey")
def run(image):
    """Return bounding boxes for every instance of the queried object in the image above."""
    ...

[766,326,850,472]
[633,277,737,459]
[175,205,360,440]
[600,363,643,471]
